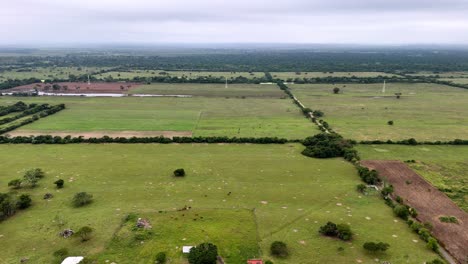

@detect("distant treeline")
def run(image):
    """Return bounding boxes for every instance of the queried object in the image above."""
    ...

[0,135,289,144]
[3,49,468,72]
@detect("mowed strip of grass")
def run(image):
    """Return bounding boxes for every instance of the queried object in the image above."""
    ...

[0,96,315,139]
[290,83,468,141]
[0,144,438,263]
[94,70,265,80]
[271,72,400,80]
[129,83,285,98]
[357,144,468,211]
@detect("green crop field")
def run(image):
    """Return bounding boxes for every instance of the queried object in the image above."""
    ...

[290,83,468,141]
[0,96,315,139]
[270,72,400,80]
[357,144,468,211]
[94,70,265,80]
[0,144,438,263]
[129,83,284,98]
[0,67,105,80]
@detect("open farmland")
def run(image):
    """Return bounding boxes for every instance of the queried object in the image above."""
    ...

[0,144,439,263]
[0,96,315,139]
[271,72,401,80]
[129,83,284,98]
[93,70,265,80]
[290,83,468,141]
[357,145,468,211]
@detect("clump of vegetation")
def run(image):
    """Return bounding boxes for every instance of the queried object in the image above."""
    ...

[0,192,32,221]
[53,248,69,261]
[21,168,45,188]
[72,192,93,207]
[357,166,381,185]
[7,179,22,189]
[333,87,340,94]
[313,110,324,117]
[426,258,446,264]
[270,241,289,258]
[393,204,410,220]
[387,120,394,125]
[319,222,353,241]
[356,183,367,193]
[188,242,218,264]
[363,242,390,252]
[173,168,186,177]
[76,226,94,242]
[426,237,439,252]
[265,260,274,264]
[155,252,167,264]
[439,216,458,224]
[16,194,32,209]
[54,179,64,188]
[301,133,358,161]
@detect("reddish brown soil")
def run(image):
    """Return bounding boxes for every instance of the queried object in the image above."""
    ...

[362,160,468,264]
[5,82,140,94]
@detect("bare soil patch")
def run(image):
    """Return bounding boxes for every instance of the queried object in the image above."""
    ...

[7,130,192,139]
[6,82,140,94]
[362,160,468,264]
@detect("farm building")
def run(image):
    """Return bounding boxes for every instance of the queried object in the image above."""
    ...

[247,259,263,264]
[182,246,194,253]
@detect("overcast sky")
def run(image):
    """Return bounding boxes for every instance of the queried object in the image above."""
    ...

[1,0,468,45]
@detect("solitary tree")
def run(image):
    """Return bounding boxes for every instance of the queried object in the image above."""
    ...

[174,169,186,177]
[76,226,94,241]
[16,194,32,209]
[72,192,93,207]
[387,120,394,125]
[333,87,340,94]
[54,179,65,189]
[363,242,390,252]
[188,243,218,264]
[270,241,289,258]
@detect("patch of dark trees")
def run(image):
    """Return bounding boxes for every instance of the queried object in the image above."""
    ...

[0,103,52,125]
[0,101,28,116]
[359,138,468,145]
[301,133,359,161]
[0,135,288,144]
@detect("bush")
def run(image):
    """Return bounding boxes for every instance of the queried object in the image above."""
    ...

[312,110,324,117]
[393,205,410,220]
[302,133,356,159]
[155,252,167,263]
[8,179,22,189]
[16,194,32,209]
[72,192,93,207]
[336,224,353,241]
[439,216,458,223]
[270,241,289,258]
[53,248,69,259]
[356,184,366,193]
[23,168,45,188]
[319,222,338,236]
[76,226,93,241]
[387,120,394,125]
[173,168,186,177]
[427,258,445,264]
[426,238,439,252]
[54,179,64,188]
[363,242,390,252]
[188,242,218,264]
[265,261,274,264]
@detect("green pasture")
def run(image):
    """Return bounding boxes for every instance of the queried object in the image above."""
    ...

[0,96,315,139]
[290,83,468,141]
[94,70,265,80]
[129,83,284,98]
[0,144,438,263]
[357,144,468,211]
[0,67,105,80]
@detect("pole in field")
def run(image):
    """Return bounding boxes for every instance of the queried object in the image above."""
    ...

[382,80,386,93]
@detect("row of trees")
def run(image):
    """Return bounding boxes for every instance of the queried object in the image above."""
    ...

[0,103,52,125]
[360,138,468,145]
[0,135,289,144]
[0,101,28,116]
[0,103,65,134]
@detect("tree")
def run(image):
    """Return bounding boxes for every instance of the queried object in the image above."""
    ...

[336,224,353,241]
[174,168,186,177]
[188,243,218,264]
[76,226,93,241]
[363,242,390,252]
[387,120,394,125]
[393,205,410,220]
[16,194,32,209]
[356,184,367,193]
[302,108,312,114]
[313,110,324,117]
[72,192,93,207]
[426,238,439,252]
[427,258,445,264]
[319,222,338,237]
[22,168,45,188]
[333,87,340,94]
[270,241,289,258]
[54,179,64,189]
[8,179,22,189]
[155,252,167,263]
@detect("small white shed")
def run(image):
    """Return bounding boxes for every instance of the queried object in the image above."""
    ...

[61,256,84,264]
[182,246,194,253]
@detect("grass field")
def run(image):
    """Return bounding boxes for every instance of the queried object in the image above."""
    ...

[129,83,284,98]
[357,144,468,211]
[0,96,315,139]
[0,144,438,263]
[271,72,400,80]
[94,70,265,80]
[0,67,105,80]
[290,83,468,141]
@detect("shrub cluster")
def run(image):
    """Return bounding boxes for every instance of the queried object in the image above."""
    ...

[363,242,390,252]
[188,242,218,264]
[0,103,52,125]
[359,138,468,145]
[319,222,353,241]
[270,241,289,258]
[0,101,28,116]
[72,192,93,207]
[356,166,381,185]
[301,133,359,161]
[0,193,32,221]
[406,219,440,252]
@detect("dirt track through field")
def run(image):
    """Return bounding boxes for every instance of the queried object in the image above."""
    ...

[6,130,192,139]
[362,160,468,264]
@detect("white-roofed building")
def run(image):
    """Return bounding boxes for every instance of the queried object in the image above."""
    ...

[61,256,84,264]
